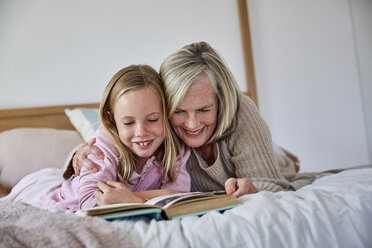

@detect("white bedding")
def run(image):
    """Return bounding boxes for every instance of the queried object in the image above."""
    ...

[113,168,372,248]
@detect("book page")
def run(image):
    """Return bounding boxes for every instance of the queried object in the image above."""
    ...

[82,202,145,211]
[145,191,224,208]
[75,202,155,216]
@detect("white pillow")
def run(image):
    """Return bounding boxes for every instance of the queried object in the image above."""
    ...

[0,128,84,188]
[64,108,99,141]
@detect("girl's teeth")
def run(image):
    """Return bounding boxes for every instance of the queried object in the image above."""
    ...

[139,141,150,146]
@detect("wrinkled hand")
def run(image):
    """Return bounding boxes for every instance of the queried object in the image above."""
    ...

[94,181,145,206]
[225,177,258,197]
[72,138,104,175]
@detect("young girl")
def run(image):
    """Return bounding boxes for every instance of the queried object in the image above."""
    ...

[1,65,190,211]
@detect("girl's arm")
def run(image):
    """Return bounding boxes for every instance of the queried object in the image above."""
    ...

[76,130,119,209]
[77,157,117,208]
[94,148,191,206]
[94,180,185,205]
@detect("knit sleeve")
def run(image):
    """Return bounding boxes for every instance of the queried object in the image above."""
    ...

[227,95,288,192]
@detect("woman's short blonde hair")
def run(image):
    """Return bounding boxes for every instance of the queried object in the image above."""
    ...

[160,41,241,143]
[99,65,181,183]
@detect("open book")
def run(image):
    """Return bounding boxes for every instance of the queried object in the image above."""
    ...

[76,191,240,220]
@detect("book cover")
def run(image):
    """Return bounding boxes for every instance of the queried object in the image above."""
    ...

[76,191,240,220]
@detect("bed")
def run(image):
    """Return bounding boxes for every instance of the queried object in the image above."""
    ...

[0,103,371,248]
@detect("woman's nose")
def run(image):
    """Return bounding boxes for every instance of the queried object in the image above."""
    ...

[185,113,198,129]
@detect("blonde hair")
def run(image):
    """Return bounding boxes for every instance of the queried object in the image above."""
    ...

[160,41,241,143]
[99,65,181,183]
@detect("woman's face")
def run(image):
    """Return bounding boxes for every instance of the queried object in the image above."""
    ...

[170,78,218,148]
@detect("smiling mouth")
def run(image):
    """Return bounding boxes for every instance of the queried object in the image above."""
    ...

[135,140,153,148]
[184,127,204,136]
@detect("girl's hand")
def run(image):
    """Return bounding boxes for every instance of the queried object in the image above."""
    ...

[225,177,258,197]
[73,138,104,175]
[94,180,145,205]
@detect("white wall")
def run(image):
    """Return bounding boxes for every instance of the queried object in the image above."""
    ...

[248,0,371,172]
[351,0,372,162]
[0,0,246,109]
[2,0,370,173]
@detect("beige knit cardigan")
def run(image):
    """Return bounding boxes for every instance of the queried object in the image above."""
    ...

[186,94,291,192]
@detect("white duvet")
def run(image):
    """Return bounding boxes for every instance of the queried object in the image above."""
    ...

[114,168,372,248]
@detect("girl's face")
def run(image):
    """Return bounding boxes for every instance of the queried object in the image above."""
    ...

[112,86,164,162]
[170,78,218,148]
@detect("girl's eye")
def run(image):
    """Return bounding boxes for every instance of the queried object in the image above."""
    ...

[148,119,158,123]
[124,122,134,126]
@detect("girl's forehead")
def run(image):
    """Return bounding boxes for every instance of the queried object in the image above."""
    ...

[114,87,162,116]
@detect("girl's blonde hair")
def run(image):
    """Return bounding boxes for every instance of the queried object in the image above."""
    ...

[99,65,181,183]
[160,41,241,143]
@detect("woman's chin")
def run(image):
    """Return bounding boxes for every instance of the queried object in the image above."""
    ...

[183,138,207,148]
[176,128,211,148]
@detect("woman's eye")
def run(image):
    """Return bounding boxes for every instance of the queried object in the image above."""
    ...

[124,122,134,126]
[148,119,158,123]
[198,109,210,113]
[174,110,184,114]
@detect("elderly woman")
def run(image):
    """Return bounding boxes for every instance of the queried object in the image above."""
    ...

[65,42,297,203]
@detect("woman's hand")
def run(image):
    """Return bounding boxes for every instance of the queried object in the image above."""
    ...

[94,181,145,206]
[225,177,258,197]
[72,138,104,175]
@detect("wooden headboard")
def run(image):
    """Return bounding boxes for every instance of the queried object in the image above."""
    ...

[0,103,99,132]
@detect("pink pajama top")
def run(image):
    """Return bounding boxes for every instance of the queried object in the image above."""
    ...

[43,128,191,211]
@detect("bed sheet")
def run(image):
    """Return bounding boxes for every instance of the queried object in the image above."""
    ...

[113,168,372,248]
[1,168,371,248]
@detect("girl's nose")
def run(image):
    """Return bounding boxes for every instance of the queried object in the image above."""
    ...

[135,123,147,137]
